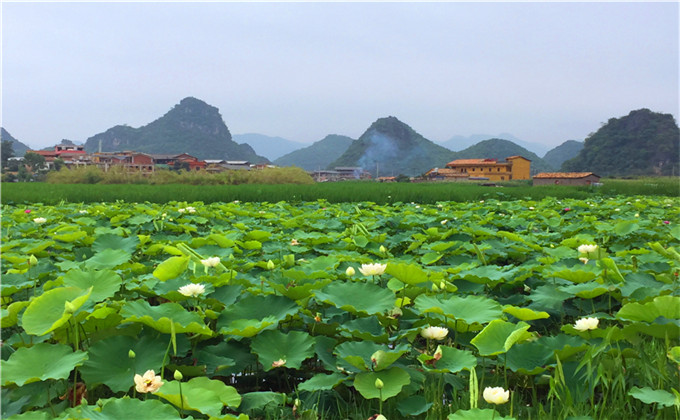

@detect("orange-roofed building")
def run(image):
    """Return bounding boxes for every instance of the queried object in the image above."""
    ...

[533,172,601,186]
[433,156,531,181]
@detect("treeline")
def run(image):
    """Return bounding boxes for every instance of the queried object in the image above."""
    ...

[44,165,315,185]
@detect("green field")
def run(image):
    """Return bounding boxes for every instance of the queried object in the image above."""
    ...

[2,177,678,204]
[1,195,679,419]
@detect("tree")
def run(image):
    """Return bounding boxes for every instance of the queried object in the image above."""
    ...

[1,140,15,170]
[23,152,46,172]
[53,158,65,171]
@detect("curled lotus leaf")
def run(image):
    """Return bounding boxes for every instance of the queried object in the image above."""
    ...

[471,319,532,356]
[120,300,213,336]
[22,286,93,336]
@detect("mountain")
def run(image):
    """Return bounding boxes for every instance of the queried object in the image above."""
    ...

[561,108,679,176]
[542,140,584,170]
[454,139,555,175]
[233,133,305,161]
[83,97,268,162]
[1,128,31,156]
[440,133,551,156]
[328,116,457,177]
[274,135,354,171]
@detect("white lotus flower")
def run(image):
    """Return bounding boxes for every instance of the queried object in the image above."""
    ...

[33,217,47,224]
[185,206,196,213]
[420,326,449,341]
[200,256,220,267]
[577,244,598,254]
[178,208,186,213]
[178,283,206,297]
[359,263,387,276]
[345,267,355,276]
[574,317,599,331]
[483,386,509,405]
[134,370,164,393]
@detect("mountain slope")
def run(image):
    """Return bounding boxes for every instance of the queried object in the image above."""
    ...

[441,133,551,156]
[328,116,457,177]
[233,133,305,161]
[542,140,584,170]
[1,128,31,156]
[561,109,679,176]
[274,135,354,171]
[454,139,555,174]
[83,97,268,162]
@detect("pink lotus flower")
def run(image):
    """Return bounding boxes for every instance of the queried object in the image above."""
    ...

[563,207,571,212]
[24,209,31,214]
[663,221,670,225]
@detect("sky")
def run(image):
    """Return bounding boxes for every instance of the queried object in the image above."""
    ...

[1,1,678,151]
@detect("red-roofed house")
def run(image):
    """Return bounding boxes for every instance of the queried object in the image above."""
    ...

[533,172,601,186]
[426,156,531,181]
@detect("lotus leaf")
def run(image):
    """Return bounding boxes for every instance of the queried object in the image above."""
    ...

[156,377,241,417]
[471,319,532,356]
[385,262,431,285]
[120,300,213,336]
[84,248,132,269]
[153,256,190,281]
[22,286,93,336]
[448,408,516,420]
[414,294,503,325]
[314,282,395,315]
[502,305,550,321]
[334,341,409,372]
[339,316,389,342]
[505,341,553,375]
[628,386,678,408]
[396,395,433,417]
[62,269,122,303]
[353,367,411,400]
[418,345,476,373]
[616,295,680,323]
[217,294,298,336]
[98,397,183,419]
[92,233,140,254]
[298,373,347,392]
[250,330,316,371]
[1,343,88,386]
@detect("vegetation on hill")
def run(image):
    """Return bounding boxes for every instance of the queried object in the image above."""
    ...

[1,128,30,156]
[233,133,305,161]
[328,116,457,177]
[542,140,584,170]
[562,108,679,176]
[83,97,268,163]
[274,135,354,171]
[453,138,555,174]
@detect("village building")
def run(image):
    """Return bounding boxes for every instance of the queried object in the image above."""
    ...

[92,151,155,173]
[27,142,91,169]
[425,156,531,182]
[532,172,601,186]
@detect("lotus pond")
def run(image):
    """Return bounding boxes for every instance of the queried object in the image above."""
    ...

[1,196,679,419]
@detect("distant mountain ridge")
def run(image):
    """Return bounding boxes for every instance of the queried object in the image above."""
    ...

[233,133,305,161]
[83,97,268,162]
[561,108,679,176]
[440,133,552,156]
[1,128,30,157]
[542,140,583,170]
[274,135,354,171]
[328,116,457,177]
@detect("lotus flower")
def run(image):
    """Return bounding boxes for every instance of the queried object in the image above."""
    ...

[272,359,286,368]
[359,263,387,276]
[577,244,598,254]
[178,283,206,297]
[574,317,599,331]
[483,386,509,404]
[134,370,164,393]
[200,257,220,267]
[345,266,355,276]
[420,326,449,341]
[33,217,47,224]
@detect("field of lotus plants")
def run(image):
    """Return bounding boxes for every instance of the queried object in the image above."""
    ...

[1,195,679,419]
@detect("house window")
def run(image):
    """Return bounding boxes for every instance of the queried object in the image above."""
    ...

[501,176,504,180]
[497,168,500,172]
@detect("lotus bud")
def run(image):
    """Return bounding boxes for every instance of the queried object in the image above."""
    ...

[173,370,183,381]
[374,378,384,389]
[294,398,301,409]
[266,260,275,270]
[346,267,355,277]
[432,283,439,292]
[64,300,76,314]
[28,255,38,266]
[128,350,136,359]
[379,245,387,254]
[440,281,446,290]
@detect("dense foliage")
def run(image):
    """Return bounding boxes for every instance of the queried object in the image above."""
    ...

[81,98,268,163]
[274,135,354,171]
[562,109,680,176]
[1,196,679,419]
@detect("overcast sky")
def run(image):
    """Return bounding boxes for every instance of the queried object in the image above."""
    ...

[2,1,678,150]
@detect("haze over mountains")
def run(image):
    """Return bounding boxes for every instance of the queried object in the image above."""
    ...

[2,97,677,177]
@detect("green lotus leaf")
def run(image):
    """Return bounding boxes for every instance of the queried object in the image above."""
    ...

[22,286,93,336]
[471,319,532,356]
[616,295,680,323]
[93,233,140,254]
[97,397,183,419]
[628,386,678,408]
[334,341,409,372]
[418,345,476,373]
[1,301,30,328]
[4,410,52,420]
[614,220,639,236]
[314,282,395,315]
[502,305,550,321]
[536,334,588,362]
[559,282,609,299]
[414,294,503,325]
[52,230,87,243]
[250,330,316,371]
[397,395,434,417]
[550,268,598,284]
[62,269,122,303]
[196,341,257,376]
[217,294,298,336]
[527,284,572,313]
[386,262,430,285]
[153,256,190,281]
[1,343,88,386]
[268,278,332,301]
[79,334,168,393]
[505,340,553,375]
[239,391,285,414]
[298,372,347,392]
[339,316,389,343]
[1,273,35,297]
[120,300,213,336]
[156,377,241,417]
[84,248,132,269]
[353,367,411,401]
[668,346,680,364]
[448,408,516,420]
